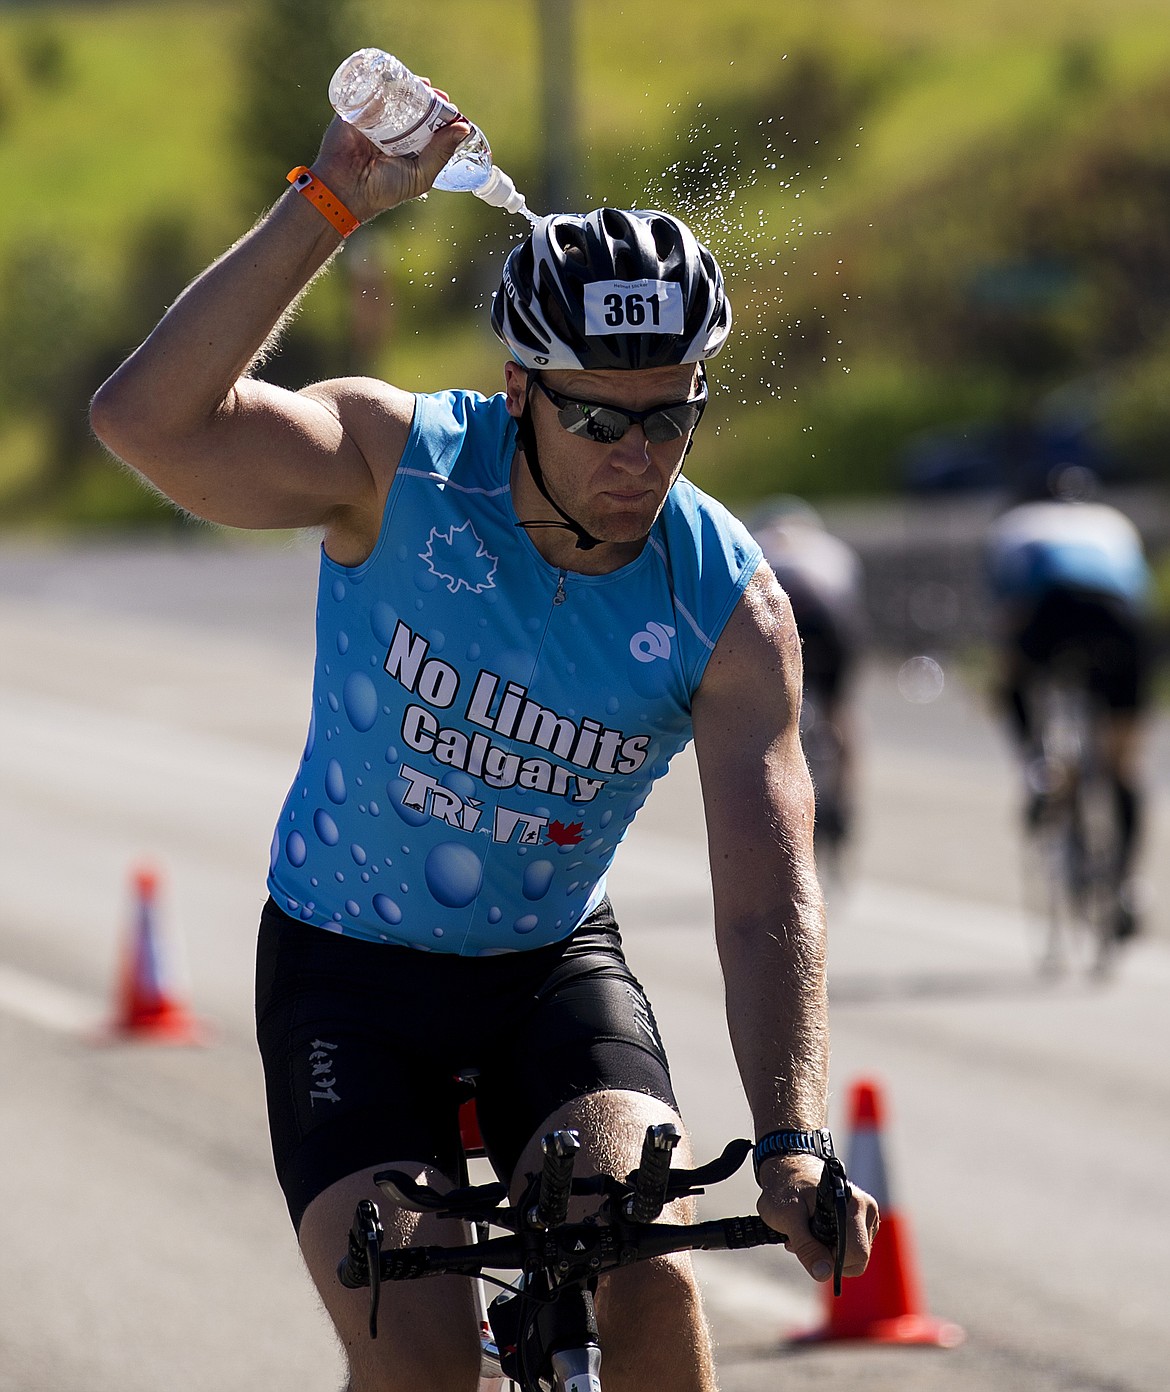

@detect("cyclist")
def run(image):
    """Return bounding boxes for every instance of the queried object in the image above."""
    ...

[91,110,877,1392]
[750,497,865,858]
[986,464,1154,940]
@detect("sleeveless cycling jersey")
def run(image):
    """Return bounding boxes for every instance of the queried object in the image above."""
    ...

[987,500,1150,607]
[267,389,761,955]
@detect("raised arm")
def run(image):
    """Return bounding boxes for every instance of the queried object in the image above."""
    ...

[89,113,471,556]
[691,565,876,1281]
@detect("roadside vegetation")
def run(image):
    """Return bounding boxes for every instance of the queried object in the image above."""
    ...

[2,0,1169,527]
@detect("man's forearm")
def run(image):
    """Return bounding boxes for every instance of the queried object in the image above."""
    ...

[717,893,830,1135]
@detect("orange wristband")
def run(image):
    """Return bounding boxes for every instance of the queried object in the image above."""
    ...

[286,166,360,239]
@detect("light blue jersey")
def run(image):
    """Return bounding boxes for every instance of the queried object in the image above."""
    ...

[267,390,761,955]
[987,500,1150,607]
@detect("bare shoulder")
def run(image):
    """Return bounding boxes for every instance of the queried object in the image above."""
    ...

[696,563,803,706]
[691,564,804,799]
[691,564,815,892]
[300,376,417,491]
[296,377,417,565]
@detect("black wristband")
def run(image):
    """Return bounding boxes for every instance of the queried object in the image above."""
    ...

[752,1127,836,1180]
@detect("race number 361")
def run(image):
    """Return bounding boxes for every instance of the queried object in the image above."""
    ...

[583,279,685,336]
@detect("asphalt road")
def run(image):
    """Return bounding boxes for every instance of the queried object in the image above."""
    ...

[1,536,1167,1392]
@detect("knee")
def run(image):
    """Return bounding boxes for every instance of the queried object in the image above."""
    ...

[594,1254,714,1387]
[340,1288,480,1392]
[345,1335,479,1392]
[597,1251,704,1336]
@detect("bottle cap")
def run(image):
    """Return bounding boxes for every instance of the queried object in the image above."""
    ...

[474,166,529,216]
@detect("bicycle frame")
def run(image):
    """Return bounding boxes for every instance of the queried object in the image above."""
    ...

[453,1079,516,1388]
[1025,665,1121,978]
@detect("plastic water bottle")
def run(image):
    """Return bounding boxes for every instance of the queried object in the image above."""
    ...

[328,48,534,219]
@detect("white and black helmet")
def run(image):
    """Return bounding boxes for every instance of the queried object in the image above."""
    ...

[491,208,732,370]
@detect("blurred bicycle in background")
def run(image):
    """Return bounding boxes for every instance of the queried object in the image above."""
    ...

[1021,652,1130,978]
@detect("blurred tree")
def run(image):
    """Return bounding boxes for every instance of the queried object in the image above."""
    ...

[1041,144,1170,362]
[1105,332,1170,476]
[120,215,206,332]
[536,0,579,214]
[868,74,1170,474]
[0,216,205,522]
[663,49,873,207]
[234,0,364,215]
[230,0,368,383]
[0,239,105,512]
[1056,37,1103,98]
[17,21,70,90]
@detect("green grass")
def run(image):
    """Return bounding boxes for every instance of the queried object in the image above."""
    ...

[6,0,1169,265]
[0,5,245,274]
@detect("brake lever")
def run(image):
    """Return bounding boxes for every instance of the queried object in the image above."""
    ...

[663,1137,754,1200]
[346,1199,384,1338]
[373,1168,509,1217]
[808,1156,850,1296]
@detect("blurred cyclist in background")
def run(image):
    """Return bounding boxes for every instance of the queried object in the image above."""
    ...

[751,498,866,873]
[985,465,1154,939]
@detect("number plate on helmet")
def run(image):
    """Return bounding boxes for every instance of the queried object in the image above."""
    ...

[583,279,684,336]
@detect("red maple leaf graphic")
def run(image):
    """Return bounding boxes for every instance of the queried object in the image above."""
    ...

[546,820,584,847]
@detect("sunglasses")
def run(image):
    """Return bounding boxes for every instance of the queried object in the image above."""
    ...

[530,370,707,445]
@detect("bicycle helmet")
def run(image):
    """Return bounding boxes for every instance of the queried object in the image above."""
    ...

[491,208,731,370]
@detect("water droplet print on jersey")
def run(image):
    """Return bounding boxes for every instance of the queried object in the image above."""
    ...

[267,390,761,954]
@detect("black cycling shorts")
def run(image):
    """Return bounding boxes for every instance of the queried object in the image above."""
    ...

[255,896,677,1231]
[1010,585,1150,712]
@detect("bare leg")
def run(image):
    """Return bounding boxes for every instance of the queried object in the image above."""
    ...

[1102,711,1142,798]
[510,1090,719,1392]
[297,1163,481,1392]
[1102,712,1144,935]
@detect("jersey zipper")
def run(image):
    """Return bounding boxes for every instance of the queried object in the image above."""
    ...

[553,569,567,605]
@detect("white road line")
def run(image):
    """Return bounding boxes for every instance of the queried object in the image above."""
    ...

[852,878,1170,977]
[0,962,104,1035]
[0,687,293,813]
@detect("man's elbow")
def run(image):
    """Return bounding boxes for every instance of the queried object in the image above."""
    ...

[89,369,181,468]
[89,373,139,459]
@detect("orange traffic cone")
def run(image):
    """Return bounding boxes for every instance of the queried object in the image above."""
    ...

[792,1077,964,1347]
[93,865,209,1045]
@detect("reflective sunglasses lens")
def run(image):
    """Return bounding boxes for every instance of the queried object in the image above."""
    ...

[642,406,690,442]
[541,374,706,446]
[558,404,631,444]
[643,405,700,443]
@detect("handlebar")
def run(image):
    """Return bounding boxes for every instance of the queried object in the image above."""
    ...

[341,1211,786,1285]
[624,1122,680,1222]
[531,1129,580,1229]
[338,1129,850,1336]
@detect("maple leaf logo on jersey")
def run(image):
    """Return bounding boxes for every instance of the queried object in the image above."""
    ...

[546,820,584,847]
[420,521,499,595]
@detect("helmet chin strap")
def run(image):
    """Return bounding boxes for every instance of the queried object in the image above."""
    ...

[512,374,699,554]
[513,377,603,552]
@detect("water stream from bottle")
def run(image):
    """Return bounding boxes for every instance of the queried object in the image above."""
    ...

[511,193,539,225]
[633,99,855,425]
